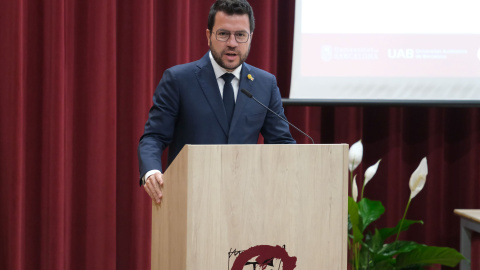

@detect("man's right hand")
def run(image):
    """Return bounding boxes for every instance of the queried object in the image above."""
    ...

[144,172,164,204]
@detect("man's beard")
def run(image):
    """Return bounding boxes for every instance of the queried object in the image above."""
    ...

[210,44,251,71]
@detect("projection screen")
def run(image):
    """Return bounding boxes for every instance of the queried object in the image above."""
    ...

[289,0,480,103]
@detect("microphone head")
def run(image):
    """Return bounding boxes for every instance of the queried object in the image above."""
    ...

[241,88,253,98]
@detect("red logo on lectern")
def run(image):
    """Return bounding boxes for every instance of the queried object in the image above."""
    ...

[228,245,297,270]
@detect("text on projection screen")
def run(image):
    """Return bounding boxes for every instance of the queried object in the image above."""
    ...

[289,0,480,100]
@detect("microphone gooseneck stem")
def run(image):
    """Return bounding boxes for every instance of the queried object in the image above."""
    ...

[241,89,315,144]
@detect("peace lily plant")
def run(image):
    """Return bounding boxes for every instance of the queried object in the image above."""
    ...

[347,140,465,269]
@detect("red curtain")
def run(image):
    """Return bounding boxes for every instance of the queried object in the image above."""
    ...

[1,0,479,269]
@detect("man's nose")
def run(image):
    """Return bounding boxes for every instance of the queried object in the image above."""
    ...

[226,33,238,46]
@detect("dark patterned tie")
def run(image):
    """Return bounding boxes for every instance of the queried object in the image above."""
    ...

[221,73,235,126]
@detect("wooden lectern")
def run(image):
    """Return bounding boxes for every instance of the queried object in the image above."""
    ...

[151,144,348,270]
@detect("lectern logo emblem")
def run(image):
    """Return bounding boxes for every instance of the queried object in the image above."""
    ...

[228,245,297,270]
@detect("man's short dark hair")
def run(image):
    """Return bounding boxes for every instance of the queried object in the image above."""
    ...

[207,0,255,33]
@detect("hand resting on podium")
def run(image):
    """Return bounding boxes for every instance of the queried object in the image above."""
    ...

[144,172,164,204]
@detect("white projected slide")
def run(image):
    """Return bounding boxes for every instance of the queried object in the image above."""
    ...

[290,0,480,101]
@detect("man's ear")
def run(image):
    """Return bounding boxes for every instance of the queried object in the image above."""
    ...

[206,29,211,46]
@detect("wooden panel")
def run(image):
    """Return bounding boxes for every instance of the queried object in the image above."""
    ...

[151,146,189,270]
[152,144,348,270]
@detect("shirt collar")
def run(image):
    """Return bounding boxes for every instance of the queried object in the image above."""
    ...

[209,51,242,80]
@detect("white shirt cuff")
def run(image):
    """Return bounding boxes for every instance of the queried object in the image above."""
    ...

[143,169,161,185]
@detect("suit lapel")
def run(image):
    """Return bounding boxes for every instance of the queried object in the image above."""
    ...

[229,64,254,133]
[195,54,229,136]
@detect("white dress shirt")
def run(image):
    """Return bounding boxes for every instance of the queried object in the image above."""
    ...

[209,51,242,102]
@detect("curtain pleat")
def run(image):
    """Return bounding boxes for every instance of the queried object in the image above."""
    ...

[1,0,479,269]
[64,0,118,269]
[115,0,154,269]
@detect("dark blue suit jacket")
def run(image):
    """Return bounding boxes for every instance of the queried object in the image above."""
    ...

[138,52,295,180]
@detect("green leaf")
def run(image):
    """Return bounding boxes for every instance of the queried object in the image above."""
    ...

[367,241,419,266]
[378,219,423,241]
[396,245,466,268]
[358,244,372,268]
[348,196,363,242]
[357,230,388,268]
[375,241,419,259]
[360,229,383,253]
[371,260,395,270]
[348,214,352,231]
[358,198,385,231]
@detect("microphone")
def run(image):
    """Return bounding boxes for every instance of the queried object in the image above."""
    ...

[241,89,315,144]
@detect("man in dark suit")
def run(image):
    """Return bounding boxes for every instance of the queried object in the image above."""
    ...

[138,0,295,204]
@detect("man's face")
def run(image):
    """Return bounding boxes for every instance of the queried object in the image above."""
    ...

[206,11,252,71]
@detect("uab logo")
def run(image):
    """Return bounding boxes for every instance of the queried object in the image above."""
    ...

[388,49,415,59]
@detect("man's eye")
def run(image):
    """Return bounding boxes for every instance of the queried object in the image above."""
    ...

[236,32,247,37]
[218,31,229,37]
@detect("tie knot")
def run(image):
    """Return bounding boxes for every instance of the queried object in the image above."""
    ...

[221,73,235,83]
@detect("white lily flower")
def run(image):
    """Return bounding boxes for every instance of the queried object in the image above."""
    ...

[409,157,428,199]
[348,140,363,172]
[352,175,358,202]
[364,159,381,187]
